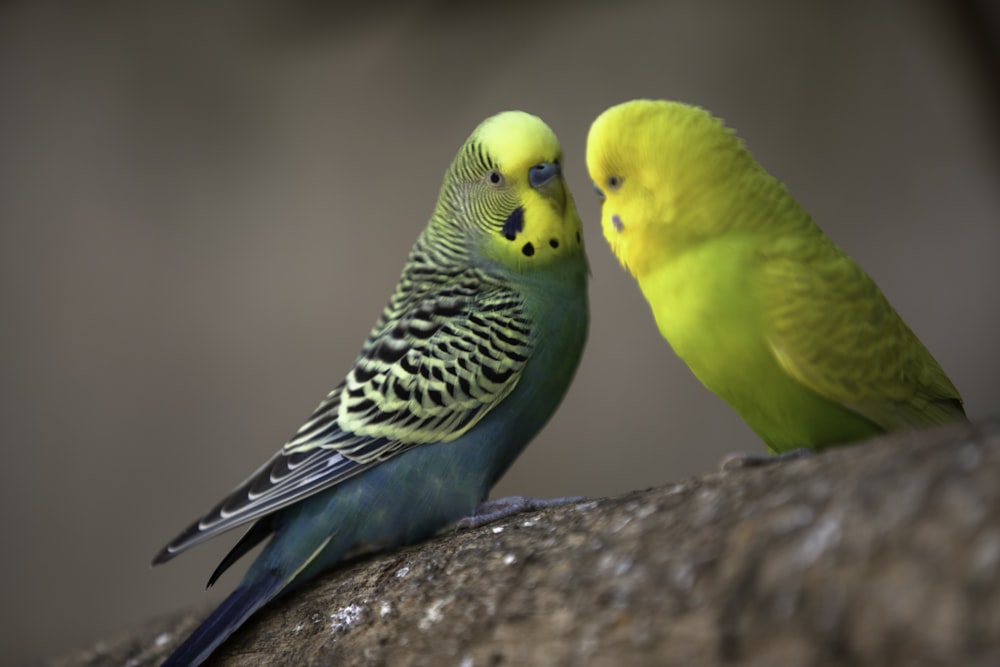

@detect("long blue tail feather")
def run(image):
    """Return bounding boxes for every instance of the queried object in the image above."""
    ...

[161,574,285,667]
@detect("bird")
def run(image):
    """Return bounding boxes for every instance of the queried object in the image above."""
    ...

[585,99,964,456]
[154,110,589,666]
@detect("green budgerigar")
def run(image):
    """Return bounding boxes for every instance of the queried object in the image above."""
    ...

[154,110,589,666]
[586,99,964,454]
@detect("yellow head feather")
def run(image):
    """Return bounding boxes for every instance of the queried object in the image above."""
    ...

[433,111,585,274]
[585,100,766,279]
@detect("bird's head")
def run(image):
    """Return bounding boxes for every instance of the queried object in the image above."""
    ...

[431,111,586,275]
[586,99,752,279]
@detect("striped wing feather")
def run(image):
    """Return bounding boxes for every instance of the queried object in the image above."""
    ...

[154,278,533,563]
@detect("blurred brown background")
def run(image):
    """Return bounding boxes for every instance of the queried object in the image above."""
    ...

[2,1,998,664]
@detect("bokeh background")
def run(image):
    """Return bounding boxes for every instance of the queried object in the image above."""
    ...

[2,1,998,663]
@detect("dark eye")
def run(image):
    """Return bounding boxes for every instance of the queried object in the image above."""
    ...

[485,170,504,187]
[607,175,623,191]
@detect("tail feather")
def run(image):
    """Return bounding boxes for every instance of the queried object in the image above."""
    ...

[162,575,285,667]
[207,519,275,589]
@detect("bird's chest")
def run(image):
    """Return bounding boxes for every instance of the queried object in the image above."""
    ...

[640,240,767,389]
[524,280,589,388]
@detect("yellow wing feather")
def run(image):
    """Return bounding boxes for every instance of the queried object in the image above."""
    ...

[759,232,964,429]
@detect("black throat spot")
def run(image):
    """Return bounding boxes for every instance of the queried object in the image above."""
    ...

[501,207,525,241]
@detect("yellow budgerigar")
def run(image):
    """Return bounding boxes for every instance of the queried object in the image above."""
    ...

[586,99,965,454]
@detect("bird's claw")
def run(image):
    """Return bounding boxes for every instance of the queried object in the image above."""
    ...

[448,495,587,531]
[720,447,814,470]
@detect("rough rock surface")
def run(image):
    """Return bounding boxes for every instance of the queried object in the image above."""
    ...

[53,418,1000,666]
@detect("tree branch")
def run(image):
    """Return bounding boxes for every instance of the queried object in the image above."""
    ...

[53,418,1000,666]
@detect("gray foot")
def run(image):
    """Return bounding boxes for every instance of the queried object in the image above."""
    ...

[450,495,586,531]
[720,447,814,470]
